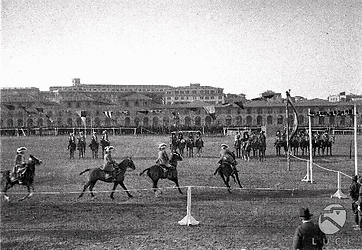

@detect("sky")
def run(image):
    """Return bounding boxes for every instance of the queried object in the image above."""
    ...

[1,0,361,99]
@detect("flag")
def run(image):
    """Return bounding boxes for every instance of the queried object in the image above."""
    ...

[103,111,113,119]
[203,105,216,120]
[4,104,16,110]
[76,110,87,125]
[234,101,244,109]
[20,106,37,115]
[286,91,298,140]
[36,107,53,123]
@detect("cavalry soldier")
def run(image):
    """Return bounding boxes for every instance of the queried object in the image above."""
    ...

[195,132,204,157]
[91,131,98,143]
[156,143,172,177]
[170,132,178,152]
[68,132,76,144]
[100,146,117,180]
[78,131,86,142]
[217,144,238,174]
[11,147,27,184]
[101,130,109,143]
[349,175,361,229]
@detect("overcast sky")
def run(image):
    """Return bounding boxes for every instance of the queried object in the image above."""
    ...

[1,0,361,99]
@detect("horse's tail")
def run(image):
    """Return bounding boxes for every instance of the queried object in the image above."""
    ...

[79,169,91,175]
[139,168,150,176]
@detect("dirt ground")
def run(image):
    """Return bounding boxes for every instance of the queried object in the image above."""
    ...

[1,135,361,249]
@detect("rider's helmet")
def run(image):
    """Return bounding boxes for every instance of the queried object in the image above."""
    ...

[102,130,107,134]
[158,143,167,150]
[221,144,228,149]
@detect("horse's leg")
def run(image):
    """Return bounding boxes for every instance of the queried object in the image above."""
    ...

[78,181,91,198]
[234,173,243,188]
[118,181,133,198]
[110,182,118,200]
[2,181,14,202]
[219,173,231,193]
[170,177,183,194]
[88,181,97,198]
[19,185,32,201]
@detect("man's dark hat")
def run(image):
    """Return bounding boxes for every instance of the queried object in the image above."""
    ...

[299,208,313,218]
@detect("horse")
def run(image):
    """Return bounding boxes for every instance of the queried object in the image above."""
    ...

[77,138,86,159]
[67,140,76,159]
[321,136,334,156]
[89,139,99,159]
[78,157,135,200]
[241,140,251,161]
[139,151,183,195]
[100,139,110,158]
[186,138,194,158]
[234,139,242,158]
[289,136,300,156]
[274,139,287,156]
[214,161,243,193]
[194,137,204,157]
[178,138,186,157]
[1,155,43,201]
[299,136,309,156]
[312,137,324,156]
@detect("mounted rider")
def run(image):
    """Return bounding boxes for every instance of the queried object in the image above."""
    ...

[100,146,117,180]
[78,131,86,143]
[91,131,98,143]
[11,147,27,184]
[156,143,173,177]
[101,130,110,144]
[216,144,238,174]
[68,132,76,147]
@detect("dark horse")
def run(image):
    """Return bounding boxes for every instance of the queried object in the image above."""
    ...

[1,155,43,201]
[139,151,183,195]
[274,139,287,156]
[67,140,76,159]
[100,139,110,158]
[89,139,99,159]
[77,139,86,159]
[78,157,136,200]
[214,161,243,193]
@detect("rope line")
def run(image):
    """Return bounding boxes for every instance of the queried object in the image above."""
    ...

[0,185,296,196]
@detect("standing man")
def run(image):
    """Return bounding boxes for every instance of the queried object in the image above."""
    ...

[292,208,327,250]
[349,175,361,229]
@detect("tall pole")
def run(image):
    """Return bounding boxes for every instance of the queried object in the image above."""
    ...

[286,96,290,171]
[354,104,358,176]
[308,108,313,183]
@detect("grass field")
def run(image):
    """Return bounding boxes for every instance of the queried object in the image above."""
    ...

[1,134,361,249]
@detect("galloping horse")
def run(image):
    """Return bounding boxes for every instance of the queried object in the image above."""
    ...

[67,140,76,159]
[1,155,43,201]
[214,160,243,193]
[139,151,183,195]
[100,139,110,158]
[89,139,99,159]
[77,138,86,159]
[78,157,135,200]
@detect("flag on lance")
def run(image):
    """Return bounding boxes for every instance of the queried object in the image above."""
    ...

[76,110,87,125]
[286,91,298,141]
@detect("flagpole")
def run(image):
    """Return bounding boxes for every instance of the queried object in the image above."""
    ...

[286,91,290,171]
[354,104,358,176]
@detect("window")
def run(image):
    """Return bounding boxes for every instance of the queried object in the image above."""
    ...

[257,108,263,114]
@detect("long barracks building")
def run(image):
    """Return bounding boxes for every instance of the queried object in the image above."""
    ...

[1,80,361,136]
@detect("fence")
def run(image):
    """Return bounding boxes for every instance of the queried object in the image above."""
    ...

[290,154,352,199]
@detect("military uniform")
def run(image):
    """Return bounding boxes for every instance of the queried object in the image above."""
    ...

[12,147,27,184]
[100,146,116,180]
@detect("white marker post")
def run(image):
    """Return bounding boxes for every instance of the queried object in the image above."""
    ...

[178,186,199,226]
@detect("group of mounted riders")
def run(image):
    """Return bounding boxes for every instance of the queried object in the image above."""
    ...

[274,129,334,156]
[233,130,267,161]
[169,131,204,158]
